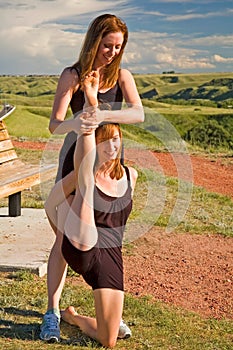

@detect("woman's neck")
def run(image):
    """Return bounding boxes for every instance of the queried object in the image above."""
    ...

[94,161,112,177]
[95,166,127,197]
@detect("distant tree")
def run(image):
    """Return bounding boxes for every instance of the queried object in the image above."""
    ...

[185,119,232,149]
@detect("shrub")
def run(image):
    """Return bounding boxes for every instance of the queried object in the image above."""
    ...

[185,119,233,149]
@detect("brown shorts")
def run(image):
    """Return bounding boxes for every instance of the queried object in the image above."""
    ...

[62,235,124,291]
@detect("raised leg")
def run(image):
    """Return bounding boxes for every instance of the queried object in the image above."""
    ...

[64,132,98,251]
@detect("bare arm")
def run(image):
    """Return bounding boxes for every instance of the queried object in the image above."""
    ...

[128,166,138,195]
[49,68,83,135]
[96,69,144,124]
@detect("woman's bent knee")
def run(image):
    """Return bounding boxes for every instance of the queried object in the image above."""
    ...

[99,335,117,348]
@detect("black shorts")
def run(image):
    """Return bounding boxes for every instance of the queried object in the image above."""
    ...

[62,235,124,291]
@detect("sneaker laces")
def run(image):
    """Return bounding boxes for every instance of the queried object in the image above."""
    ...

[43,313,60,331]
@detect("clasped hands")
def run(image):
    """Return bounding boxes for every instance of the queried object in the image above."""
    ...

[79,109,100,135]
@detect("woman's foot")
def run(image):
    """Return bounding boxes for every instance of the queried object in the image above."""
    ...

[83,70,99,107]
[61,306,78,326]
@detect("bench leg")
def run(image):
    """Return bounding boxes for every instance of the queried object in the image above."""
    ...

[9,192,21,217]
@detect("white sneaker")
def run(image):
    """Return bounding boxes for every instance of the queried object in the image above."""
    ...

[118,319,132,339]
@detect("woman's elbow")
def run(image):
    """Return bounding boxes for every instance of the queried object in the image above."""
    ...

[136,106,145,123]
[139,113,145,123]
[48,121,54,134]
[44,199,50,217]
[44,197,54,218]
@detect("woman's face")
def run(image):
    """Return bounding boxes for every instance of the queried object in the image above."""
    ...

[96,127,121,163]
[94,32,124,68]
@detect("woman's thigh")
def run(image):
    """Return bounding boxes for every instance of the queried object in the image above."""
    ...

[94,288,124,344]
[57,195,74,234]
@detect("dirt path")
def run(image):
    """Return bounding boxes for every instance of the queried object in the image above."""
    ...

[14,140,233,319]
[125,148,233,199]
[124,149,233,319]
[124,228,233,320]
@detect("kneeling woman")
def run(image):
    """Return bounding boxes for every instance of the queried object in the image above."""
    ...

[45,121,137,348]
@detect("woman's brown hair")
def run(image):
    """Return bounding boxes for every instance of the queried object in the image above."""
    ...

[72,14,128,90]
[95,123,124,180]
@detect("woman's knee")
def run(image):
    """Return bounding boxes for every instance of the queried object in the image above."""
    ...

[98,334,117,348]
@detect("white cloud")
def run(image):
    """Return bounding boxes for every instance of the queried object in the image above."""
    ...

[151,0,232,3]
[0,0,132,74]
[124,31,215,73]
[189,34,233,47]
[165,9,232,21]
[213,54,233,63]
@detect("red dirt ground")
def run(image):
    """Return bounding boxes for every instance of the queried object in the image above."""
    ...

[14,140,233,320]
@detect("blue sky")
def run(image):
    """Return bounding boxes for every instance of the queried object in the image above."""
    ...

[0,0,232,75]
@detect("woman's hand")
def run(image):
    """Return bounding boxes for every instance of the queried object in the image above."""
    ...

[73,111,99,135]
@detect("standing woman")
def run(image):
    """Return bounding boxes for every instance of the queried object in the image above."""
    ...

[40,13,144,342]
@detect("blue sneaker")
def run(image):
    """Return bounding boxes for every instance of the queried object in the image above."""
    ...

[40,310,60,343]
[118,319,132,339]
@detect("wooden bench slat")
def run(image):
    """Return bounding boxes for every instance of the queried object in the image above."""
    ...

[0,120,17,164]
[0,128,9,141]
[0,159,56,183]
[0,121,7,131]
[0,161,57,198]
[0,139,14,152]
[0,159,39,182]
[0,149,18,163]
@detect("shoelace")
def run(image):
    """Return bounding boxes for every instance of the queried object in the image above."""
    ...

[44,314,59,330]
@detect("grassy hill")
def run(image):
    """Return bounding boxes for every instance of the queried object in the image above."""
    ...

[0,73,232,151]
[163,78,233,102]
[134,72,233,101]
[134,72,233,151]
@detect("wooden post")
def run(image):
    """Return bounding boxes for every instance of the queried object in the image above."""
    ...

[9,192,21,216]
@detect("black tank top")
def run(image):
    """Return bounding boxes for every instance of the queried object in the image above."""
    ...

[94,166,133,249]
[70,66,123,113]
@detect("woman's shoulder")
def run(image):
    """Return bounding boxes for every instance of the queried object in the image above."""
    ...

[127,166,138,179]
[60,66,80,76]
[125,166,138,191]
[118,68,134,81]
[118,68,132,77]
[59,67,81,91]
[118,68,136,91]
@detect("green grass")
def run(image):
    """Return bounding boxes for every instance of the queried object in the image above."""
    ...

[6,106,51,139]
[0,271,232,350]
[129,166,232,237]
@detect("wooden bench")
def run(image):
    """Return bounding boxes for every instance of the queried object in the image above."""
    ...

[0,120,57,216]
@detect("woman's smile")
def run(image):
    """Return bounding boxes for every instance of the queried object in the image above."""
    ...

[94,32,124,68]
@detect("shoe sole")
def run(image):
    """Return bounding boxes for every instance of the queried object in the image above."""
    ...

[118,333,131,339]
[47,337,59,343]
[123,333,131,339]
[39,335,59,343]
